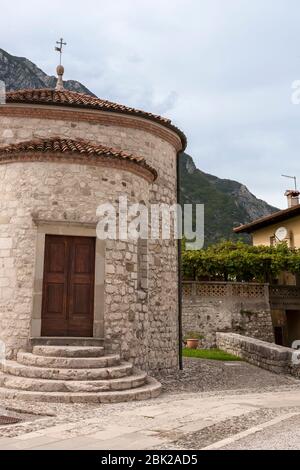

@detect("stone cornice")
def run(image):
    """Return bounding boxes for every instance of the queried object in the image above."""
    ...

[0,150,156,183]
[0,104,184,152]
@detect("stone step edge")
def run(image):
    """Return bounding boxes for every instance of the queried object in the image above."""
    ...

[0,370,147,392]
[31,337,104,347]
[2,360,133,380]
[32,345,105,358]
[0,377,162,403]
[17,352,120,369]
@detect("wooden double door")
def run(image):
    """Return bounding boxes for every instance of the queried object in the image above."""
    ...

[41,235,95,337]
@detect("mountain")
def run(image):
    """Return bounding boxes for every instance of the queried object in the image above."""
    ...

[0,48,95,96]
[180,153,278,246]
[0,49,278,246]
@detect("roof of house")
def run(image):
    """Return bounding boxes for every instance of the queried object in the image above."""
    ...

[5,89,187,149]
[0,137,157,180]
[233,204,300,234]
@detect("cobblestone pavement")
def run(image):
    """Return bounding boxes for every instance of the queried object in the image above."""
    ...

[0,358,300,449]
[156,358,298,393]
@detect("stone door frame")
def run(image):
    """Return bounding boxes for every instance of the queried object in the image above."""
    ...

[31,219,105,339]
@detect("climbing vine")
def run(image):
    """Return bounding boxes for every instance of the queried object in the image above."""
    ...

[182,241,300,282]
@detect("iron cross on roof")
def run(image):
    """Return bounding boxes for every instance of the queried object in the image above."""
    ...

[55,38,67,66]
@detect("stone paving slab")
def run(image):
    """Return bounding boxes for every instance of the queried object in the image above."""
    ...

[0,358,300,449]
[1,390,300,449]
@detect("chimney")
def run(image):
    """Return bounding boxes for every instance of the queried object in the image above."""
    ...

[285,190,300,208]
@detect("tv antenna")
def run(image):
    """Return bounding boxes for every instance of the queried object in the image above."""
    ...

[282,174,298,191]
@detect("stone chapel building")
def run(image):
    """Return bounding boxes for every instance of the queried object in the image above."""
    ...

[0,65,186,402]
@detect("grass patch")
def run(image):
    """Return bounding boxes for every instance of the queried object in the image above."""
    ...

[182,348,242,361]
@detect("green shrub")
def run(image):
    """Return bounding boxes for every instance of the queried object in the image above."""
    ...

[182,240,299,282]
[184,331,204,340]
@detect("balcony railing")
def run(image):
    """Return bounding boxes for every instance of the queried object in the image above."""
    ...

[183,281,300,309]
[269,285,300,309]
[182,281,268,300]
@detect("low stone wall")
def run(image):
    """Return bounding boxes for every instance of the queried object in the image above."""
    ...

[216,332,300,378]
[183,282,274,348]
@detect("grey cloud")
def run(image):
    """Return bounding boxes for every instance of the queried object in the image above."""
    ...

[1,0,300,208]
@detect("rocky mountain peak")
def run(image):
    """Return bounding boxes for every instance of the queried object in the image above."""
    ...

[0,49,278,246]
[0,48,95,96]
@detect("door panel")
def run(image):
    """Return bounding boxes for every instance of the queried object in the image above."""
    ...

[46,284,65,314]
[73,284,92,315]
[74,244,93,274]
[41,236,69,336]
[41,235,95,337]
[48,241,67,273]
[68,237,95,336]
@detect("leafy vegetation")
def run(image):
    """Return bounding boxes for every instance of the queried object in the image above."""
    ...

[182,348,242,361]
[182,240,300,282]
[184,331,204,340]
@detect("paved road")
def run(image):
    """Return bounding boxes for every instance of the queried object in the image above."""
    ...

[215,414,300,450]
[0,359,300,450]
[1,387,300,449]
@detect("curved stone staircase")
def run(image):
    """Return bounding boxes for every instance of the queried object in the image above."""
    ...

[0,342,161,403]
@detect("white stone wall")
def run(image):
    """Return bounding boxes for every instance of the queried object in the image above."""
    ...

[216,332,294,375]
[183,282,274,348]
[0,112,179,371]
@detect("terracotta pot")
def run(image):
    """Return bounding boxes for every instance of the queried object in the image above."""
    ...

[186,338,199,349]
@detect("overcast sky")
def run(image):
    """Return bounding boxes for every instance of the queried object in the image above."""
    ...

[1,0,300,208]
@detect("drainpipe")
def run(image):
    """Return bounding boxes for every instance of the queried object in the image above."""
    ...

[177,151,183,370]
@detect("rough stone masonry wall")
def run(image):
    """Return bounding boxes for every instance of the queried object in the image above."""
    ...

[0,162,148,360]
[0,111,180,372]
[216,332,300,379]
[183,282,274,348]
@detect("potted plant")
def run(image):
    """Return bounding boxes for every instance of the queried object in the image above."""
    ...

[184,332,203,349]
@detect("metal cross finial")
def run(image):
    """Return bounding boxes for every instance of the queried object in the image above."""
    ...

[55,38,67,66]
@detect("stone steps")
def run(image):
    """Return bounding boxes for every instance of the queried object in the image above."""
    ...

[31,337,104,347]
[32,345,105,358]
[0,344,162,403]
[0,377,162,403]
[0,370,147,392]
[3,360,133,380]
[17,352,120,369]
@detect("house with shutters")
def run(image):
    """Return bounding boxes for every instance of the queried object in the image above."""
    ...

[234,190,300,348]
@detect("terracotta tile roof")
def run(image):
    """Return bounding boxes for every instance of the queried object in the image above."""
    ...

[5,89,186,149]
[233,204,300,234]
[0,137,157,180]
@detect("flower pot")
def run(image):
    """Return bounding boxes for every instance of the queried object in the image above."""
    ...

[186,338,199,349]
